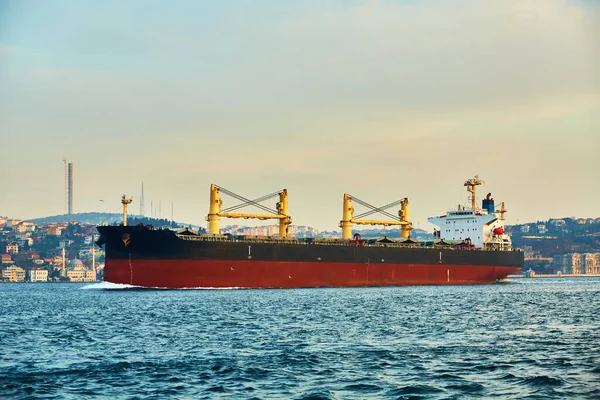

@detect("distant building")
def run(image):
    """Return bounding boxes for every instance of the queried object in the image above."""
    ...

[521,245,534,258]
[537,224,547,234]
[520,225,531,233]
[13,224,27,233]
[29,268,48,282]
[46,227,63,236]
[553,253,582,274]
[17,237,34,247]
[6,243,19,255]
[13,222,35,233]
[59,239,74,248]
[2,266,26,282]
[78,249,92,259]
[549,219,566,227]
[1,254,12,264]
[66,260,97,282]
[52,255,64,266]
[6,219,22,228]
[68,259,84,269]
[582,253,600,275]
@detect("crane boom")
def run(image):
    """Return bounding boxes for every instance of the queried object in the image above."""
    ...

[207,185,292,237]
[340,194,412,240]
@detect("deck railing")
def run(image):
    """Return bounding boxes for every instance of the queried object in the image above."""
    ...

[175,234,519,251]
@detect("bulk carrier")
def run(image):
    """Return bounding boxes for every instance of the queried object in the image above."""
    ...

[96,176,523,288]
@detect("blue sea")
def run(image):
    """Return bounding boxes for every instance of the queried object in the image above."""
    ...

[1,278,599,399]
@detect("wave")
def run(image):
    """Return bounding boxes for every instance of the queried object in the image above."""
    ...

[80,282,140,290]
[519,375,565,387]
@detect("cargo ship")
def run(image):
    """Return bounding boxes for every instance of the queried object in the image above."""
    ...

[96,176,523,288]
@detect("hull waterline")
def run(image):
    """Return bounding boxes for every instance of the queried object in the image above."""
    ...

[104,259,522,289]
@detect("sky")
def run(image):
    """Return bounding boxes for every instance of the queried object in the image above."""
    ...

[1,0,599,232]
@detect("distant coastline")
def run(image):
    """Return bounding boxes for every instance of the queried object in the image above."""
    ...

[509,273,600,278]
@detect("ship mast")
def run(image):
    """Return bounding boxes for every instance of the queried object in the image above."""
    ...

[464,175,485,211]
[121,195,133,226]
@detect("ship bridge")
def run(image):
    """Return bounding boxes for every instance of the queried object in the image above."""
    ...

[428,211,497,249]
[427,176,512,250]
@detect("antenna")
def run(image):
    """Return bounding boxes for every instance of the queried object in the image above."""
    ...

[140,182,145,216]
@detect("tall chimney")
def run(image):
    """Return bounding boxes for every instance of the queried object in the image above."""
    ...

[67,163,74,214]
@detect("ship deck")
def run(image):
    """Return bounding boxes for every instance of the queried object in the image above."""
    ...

[176,233,516,252]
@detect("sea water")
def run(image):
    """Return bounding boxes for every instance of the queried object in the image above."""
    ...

[1,278,599,399]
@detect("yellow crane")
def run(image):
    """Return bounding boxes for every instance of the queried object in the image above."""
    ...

[499,201,507,220]
[340,194,412,240]
[207,184,292,238]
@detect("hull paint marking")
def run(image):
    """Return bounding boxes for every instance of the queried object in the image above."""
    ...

[129,253,133,285]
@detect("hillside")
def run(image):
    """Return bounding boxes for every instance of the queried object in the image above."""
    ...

[507,217,600,257]
[29,213,190,230]
[30,212,122,226]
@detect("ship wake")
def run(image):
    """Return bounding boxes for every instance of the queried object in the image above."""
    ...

[81,282,245,290]
[81,282,141,290]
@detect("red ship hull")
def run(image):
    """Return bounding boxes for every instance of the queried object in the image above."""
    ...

[104,259,521,288]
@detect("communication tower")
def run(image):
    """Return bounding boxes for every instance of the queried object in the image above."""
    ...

[63,158,67,214]
[67,163,74,214]
[140,182,145,216]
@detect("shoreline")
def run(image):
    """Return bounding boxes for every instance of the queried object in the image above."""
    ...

[509,274,600,278]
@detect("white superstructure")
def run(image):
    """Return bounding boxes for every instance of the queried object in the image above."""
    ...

[427,176,512,250]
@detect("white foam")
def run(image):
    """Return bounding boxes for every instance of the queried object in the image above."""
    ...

[80,281,140,290]
[80,282,245,290]
[180,286,244,290]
